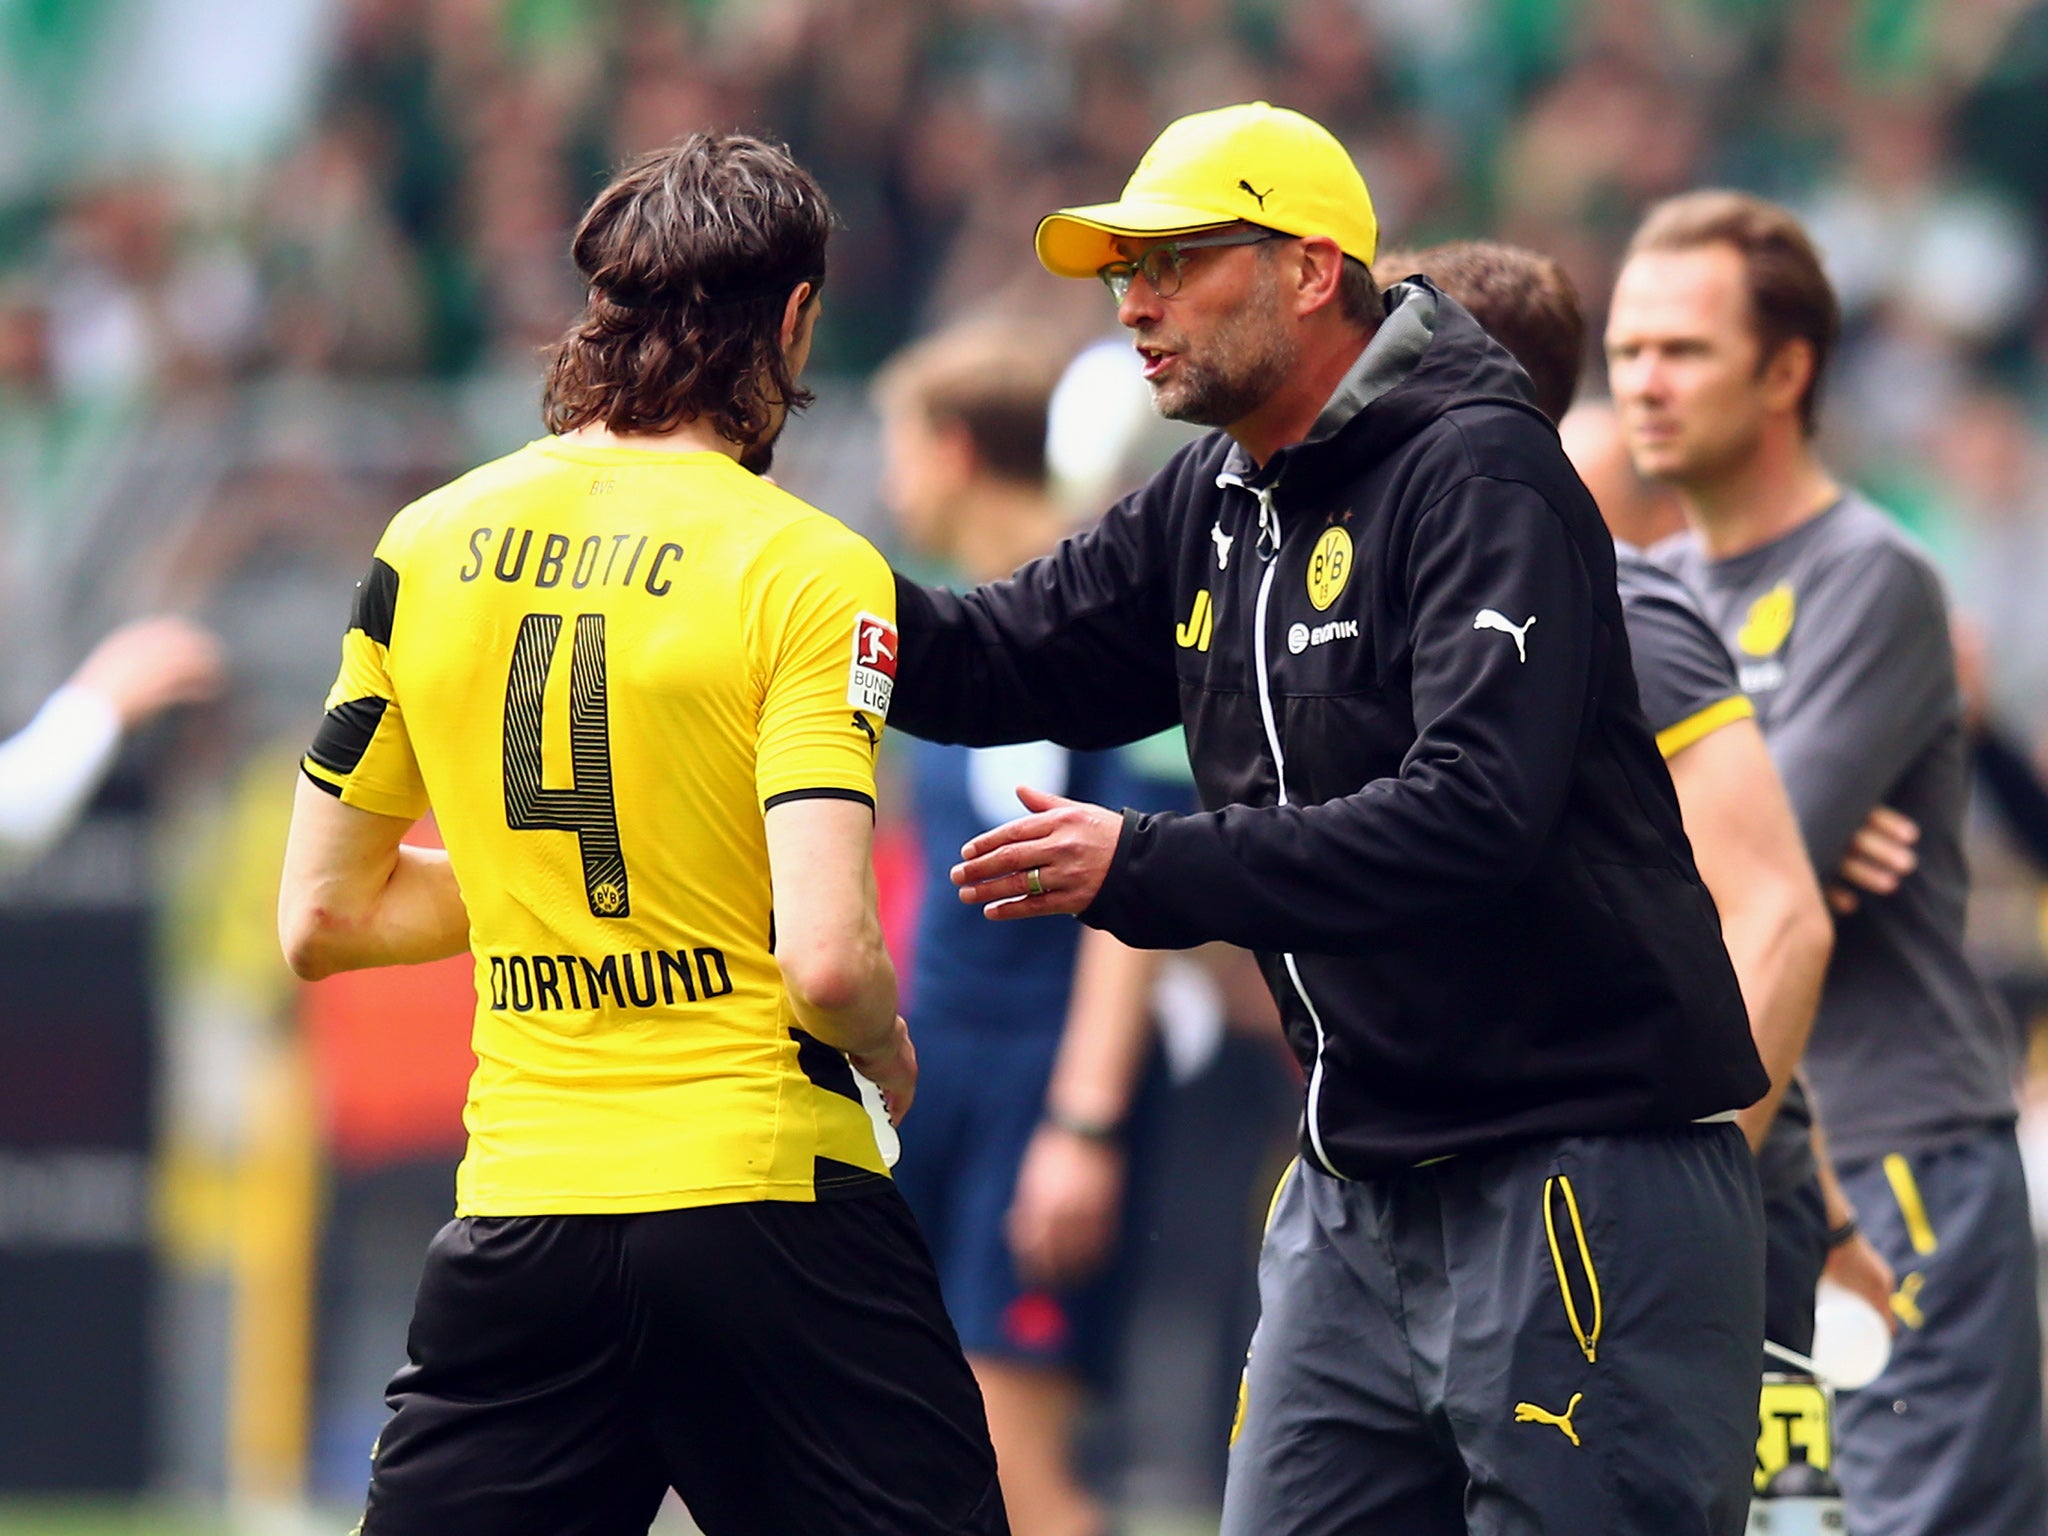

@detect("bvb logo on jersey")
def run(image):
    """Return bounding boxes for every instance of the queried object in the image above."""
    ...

[1738,583,1796,656]
[591,882,625,916]
[1307,526,1353,612]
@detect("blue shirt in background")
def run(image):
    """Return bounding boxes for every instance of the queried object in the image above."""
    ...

[906,738,1141,1039]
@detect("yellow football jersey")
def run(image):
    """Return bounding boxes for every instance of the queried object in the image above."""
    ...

[302,439,899,1215]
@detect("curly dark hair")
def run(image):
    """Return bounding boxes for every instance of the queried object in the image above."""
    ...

[542,133,833,446]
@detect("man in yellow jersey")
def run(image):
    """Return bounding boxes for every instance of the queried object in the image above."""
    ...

[277,134,1007,1536]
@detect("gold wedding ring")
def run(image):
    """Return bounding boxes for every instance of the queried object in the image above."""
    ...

[1026,867,1045,897]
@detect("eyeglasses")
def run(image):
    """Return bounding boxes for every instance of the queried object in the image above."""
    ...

[1097,226,1288,302]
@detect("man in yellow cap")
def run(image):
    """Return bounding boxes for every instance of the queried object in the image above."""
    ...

[1034,101,1380,451]
[887,102,1768,1534]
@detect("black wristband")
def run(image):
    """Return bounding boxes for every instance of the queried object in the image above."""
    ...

[1043,1106,1122,1145]
[1825,1216,1859,1250]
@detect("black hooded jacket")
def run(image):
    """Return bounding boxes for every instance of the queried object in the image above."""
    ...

[890,281,1766,1174]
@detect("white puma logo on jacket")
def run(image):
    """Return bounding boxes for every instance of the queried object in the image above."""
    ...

[1473,608,1536,663]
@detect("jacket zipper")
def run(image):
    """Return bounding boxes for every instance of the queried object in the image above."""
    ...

[1220,472,1341,1179]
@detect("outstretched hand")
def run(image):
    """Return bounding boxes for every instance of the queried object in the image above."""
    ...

[70,615,224,730]
[951,785,1123,921]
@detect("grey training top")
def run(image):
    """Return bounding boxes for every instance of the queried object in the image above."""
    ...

[1659,494,2017,1164]
[1615,544,1815,1199]
[1616,544,1752,748]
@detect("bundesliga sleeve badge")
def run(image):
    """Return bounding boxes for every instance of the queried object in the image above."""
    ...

[848,612,897,719]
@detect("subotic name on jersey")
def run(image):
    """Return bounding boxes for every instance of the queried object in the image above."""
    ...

[461,527,687,596]
[488,947,733,1013]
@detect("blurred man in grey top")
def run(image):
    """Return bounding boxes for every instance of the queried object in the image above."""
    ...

[1610,189,2043,1536]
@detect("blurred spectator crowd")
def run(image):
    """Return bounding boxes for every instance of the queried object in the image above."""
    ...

[10,0,2048,706]
[2,2,2046,393]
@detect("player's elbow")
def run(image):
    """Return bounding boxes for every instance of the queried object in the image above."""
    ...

[777,924,886,1016]
[278,898,346,981]
[779,944,873,1015]
[1730,866,1835,1003]
[281,930,335,983]
[1789,882,1834,975]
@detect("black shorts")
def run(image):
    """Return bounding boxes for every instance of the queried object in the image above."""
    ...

[361,1186,1008,1536]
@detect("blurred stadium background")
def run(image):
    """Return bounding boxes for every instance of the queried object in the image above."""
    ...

[6,0,2048,1531]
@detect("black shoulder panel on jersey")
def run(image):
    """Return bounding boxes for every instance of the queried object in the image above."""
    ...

[308,696,390,776]
[350,557,399,645]
[791,1027,862,1103]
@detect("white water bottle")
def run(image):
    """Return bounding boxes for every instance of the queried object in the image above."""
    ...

[852,1066,900,1168]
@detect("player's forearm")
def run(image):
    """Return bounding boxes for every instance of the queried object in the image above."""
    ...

[284,845,469,979]
[1723,893,1832,1150]
[1809,1108,1855,1226]
[1815,1146,1855,1229]
[280,778,470,980]
[763,797,898,1054]
[1668,724,1833,1149]
[1043,930,1159,1131]
[282,845,469,980]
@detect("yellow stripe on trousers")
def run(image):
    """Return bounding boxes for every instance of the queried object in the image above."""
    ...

[1883,1153,1940,1256]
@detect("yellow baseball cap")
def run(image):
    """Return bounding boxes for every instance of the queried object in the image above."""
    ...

[1035,102,1378,280]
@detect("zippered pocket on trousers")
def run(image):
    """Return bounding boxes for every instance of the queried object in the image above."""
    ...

[1543,1173,1604,1364]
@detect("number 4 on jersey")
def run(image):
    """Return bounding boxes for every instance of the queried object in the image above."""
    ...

[503,612,630,918]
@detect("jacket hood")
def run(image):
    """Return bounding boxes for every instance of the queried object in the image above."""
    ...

[1222,277,1543,490]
